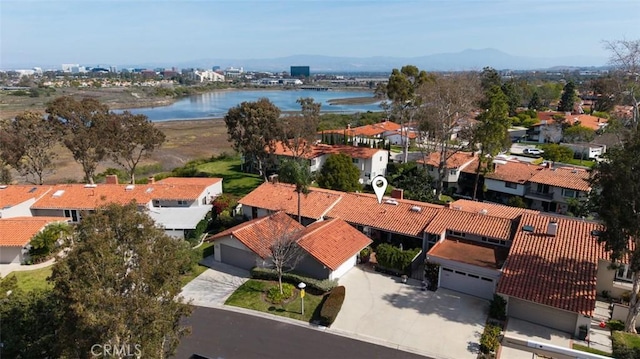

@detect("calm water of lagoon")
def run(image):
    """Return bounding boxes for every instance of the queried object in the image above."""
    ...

[122,89,382,121]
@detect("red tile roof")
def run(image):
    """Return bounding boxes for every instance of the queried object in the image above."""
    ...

[31,179,217,210]
[321,121,401,137]
[449,200,539,220]
[485,160,544,184]
[272,142,384,159]
[536,111,608,131]
[528,167,591,192]
[297,218,372,270]
[497,213,606,316]
[209,212,304,258]
[239,182,342,220]
[0,216,69,247]
[424,208,515,241]
[326,192,442,237]
[156,177,221,186]
[428,238,509,270]
[417,151,477,169]
[0,185,52,208]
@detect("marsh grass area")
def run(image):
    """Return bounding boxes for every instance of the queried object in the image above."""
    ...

[225,279,325,323]
[196,156,262,197]
[3,267,53,292]
[327,96,379,105]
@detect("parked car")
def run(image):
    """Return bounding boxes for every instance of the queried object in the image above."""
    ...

[523,148,544,155]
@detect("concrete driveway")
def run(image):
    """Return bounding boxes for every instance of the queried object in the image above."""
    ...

[180,257,249,308]
[330,267,489,359]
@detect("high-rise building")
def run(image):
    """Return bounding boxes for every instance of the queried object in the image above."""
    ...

[290,66,310,78]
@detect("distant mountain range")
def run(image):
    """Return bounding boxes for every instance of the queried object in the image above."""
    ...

[124,48,607,73]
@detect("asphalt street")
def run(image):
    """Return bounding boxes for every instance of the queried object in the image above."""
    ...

[173,306,431,359]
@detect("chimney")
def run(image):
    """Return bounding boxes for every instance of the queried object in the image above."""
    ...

[547,220,558,236]
[391,188,404,200]
[269,174,279,184]
[105,175,118,185]
[148,176,155,184]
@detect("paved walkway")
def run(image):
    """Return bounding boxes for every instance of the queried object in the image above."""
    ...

[331,266,489,359]
[0,257,56,278]
[179,257,249,307]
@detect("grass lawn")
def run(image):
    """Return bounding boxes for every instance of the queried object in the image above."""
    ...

[572,343,612,357]
[612,330,640,353]
[225,279,325,323]
[197,156,262,197]
[565,158,596,168]
[181,242,215,287]
[4,267,53,292]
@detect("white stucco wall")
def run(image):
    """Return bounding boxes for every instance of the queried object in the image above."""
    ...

[329,254,357,280]
[164,229,185,239]
[0,246,24,264]
[485,179,526,196]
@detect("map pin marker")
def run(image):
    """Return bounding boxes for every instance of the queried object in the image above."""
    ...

[372,175,388,204]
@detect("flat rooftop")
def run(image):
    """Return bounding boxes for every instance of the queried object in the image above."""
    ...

[428,238,509,270]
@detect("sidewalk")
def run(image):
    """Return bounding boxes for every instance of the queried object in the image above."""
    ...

[0,257,56,278]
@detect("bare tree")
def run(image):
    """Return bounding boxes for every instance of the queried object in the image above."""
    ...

[604,39,640,131]
[281,97,321,159]
[415,72,481,198]
[257,212,305,294]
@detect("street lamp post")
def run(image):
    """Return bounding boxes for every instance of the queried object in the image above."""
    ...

[298,282,306,315]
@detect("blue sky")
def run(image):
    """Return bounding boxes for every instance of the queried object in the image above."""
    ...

[1,0,638,69]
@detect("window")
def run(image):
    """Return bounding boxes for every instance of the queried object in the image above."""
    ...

[365,172,371,178]
[449,169,457,175]
[177,200,186,205]
[448,230,466,238]
[64,209,79,222]
[505,182,517,189]
[442,268,453,272]
[616,265,634,283]
[352,158,359,164]
[153,200,160,207]
[310,158,317,166]
[562,189,578,198]
[379,156,383,161]
[427,165,435,171]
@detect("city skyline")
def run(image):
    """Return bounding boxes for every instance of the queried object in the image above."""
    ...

[1,0,639,69]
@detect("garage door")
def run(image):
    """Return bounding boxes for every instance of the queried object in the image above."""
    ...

[439,267,495,300]
[220,244,256,270]
[509,297,577,334]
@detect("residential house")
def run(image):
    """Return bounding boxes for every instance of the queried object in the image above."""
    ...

[208,212,371,280]
[525,166,591,214]
[484,159,543,203]
[497,213,605,337]
[0,185,52,219]
[271,142,388,186]
[417,151,478,193]
[28,176,223,239]
[527,111,609,144]
[321,120,401,146]
[0,217,69,264]
[425,208,516,300]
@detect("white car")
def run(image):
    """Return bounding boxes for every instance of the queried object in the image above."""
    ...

[523,148,544,155]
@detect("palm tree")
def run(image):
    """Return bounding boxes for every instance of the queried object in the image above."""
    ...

[278,159,313,223]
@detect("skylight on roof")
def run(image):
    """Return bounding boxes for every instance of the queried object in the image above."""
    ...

[53,190,65,197]
[522,225,535,233]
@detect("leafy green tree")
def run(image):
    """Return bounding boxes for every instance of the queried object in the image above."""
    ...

[50,202,193,358]
[46,97,111,184]
[224,98,282,180]
[28,222,71,263]
[0,111,59,184]
[472,86,511,199]
[278,159,313,223]
[557,81,577,112]
[528,91,542,111]
[480,67,501,94]
[537,82,564,108]
[389,164,436,203]
[604,39,640,130]
[539,143,573,162]
[0,159,12,184]
[590,133,640,332]
[563,125,596,143]
[506,196,526,208]
[103,111,166,183]
[590,75,618,113]
[317,153,361,192]
[501,80,521,116]
[0,288,62,358]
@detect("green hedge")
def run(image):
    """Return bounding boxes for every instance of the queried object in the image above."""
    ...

[375,243,421,273]
[250,267,337,294]
[479,324,502,354]
[320,286,346,326]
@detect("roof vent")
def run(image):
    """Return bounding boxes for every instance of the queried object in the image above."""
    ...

[0,185,7,189]
[410,206,422,212]
[53,190,65,198]
[480,209,488,215]
[84,184,97,188]
[522,225,535,233]
[590,230,603,237]
[125,184,135,191]
[384,199,398,205]
[452,205,462,210]
[145,187,154,193]
[547,221,558,236]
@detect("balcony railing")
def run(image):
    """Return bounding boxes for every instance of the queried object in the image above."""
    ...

[525,189,554,200]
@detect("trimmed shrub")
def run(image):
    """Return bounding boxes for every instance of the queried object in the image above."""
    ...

[607,319,625,331]
[250,267,337,294]
[489,294,507,321]
[266,283,295,304]
[375,243,421,274]
[479,324,502,354]
[320,286,346,326]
